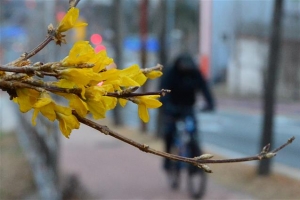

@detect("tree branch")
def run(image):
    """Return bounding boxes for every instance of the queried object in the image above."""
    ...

[23,36,53,60]
[72,111,295,173]
[0,80,44,93]
[69,0,81,8]
[17,0,82,61]
[105,89,171,98]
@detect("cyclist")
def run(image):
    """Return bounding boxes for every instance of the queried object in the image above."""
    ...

[159,53,215,174]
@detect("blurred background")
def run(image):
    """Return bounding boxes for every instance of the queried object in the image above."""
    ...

[1,0,300,199]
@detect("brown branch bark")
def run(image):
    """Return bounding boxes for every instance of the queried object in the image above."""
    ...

[23,36,53,60]
[72,111,295,172]
[105,89,170,98]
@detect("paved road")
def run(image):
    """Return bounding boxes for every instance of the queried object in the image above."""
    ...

[199,111,300,169]
[117,103,300,171]
[60,124,253,199]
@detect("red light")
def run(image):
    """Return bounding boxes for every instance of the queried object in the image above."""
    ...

[95,45,106,53]
[90,34,103,45]
[56,11,66,22]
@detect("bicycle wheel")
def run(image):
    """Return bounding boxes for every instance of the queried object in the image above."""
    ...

[167,146,181,190]
[187,141,207,199]
[167,161,180,189]
[188,170,207,199]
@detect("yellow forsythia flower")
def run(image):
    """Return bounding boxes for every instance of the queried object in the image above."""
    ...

[84,86,117,119]
[32,92,80,138]
[119,98,128,107]
[62,41,94,66]
[55,104,80,138]
[55,79,86,99]
[58,68,102,86]
[31,92,58,124]
[133,95,162,123]
[119,65,147,86]
[144,71,163,79]
[14,88,40,113]
[58,93,88,118]
[57,7,87,33]
[62,41,113,72]
[92,51,114,73]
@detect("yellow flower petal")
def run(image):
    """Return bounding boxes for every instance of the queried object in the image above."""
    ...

[59,93,88,118]
[120,76,140,87]
[119,99,128,107]
[55,79,86,99]
[59,68,102,86]
[140,95,162,108]
[120,64,147,86]
[145,71,163,79]
[92,51,114,73]
[32,93,56,125]
[62,41,94,66]
[32,103,56,126]
[31,109,39,126]
[34,95,52,108]
[57,7,87,33]
[54,104,79,138]
[40,103,56,122]
[56,112,80,138]
[138,103,149,123]
[86,99,107,119]
[84,86,117,119]
[15,89,40,113]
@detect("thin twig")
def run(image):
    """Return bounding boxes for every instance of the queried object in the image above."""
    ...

[72,111,193,163]
[105,89,171,98]
[0,65,35,74]
[0,80,44,92]
[69,0,81,8]
[23,36,53,60]
[141,64,163,73]
[0,80,82,96]
[72,111,295,172]
[1,73,28,81]
[272,136,295,153]
[22,0,82,61]
[20,80,82,95]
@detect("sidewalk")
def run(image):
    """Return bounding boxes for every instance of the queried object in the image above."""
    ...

[60,121,254,200]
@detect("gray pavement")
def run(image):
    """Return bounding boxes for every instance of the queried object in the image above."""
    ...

[60,124,254,199]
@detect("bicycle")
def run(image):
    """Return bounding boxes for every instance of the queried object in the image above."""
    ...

[166,115,207,199]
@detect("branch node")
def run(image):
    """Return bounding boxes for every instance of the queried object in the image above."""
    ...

[265,152,277,159]
[261,143,271,153]
[140,144,150,152]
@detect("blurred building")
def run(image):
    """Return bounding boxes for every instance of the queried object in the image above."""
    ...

[211,0,300,100]
[1,0,299,101]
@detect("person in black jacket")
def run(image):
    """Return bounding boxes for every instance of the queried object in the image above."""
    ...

[160,53,215,171]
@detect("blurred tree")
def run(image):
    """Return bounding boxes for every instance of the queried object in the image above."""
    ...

[140,0,149,132]
[258,0,284,176]
[174,0,199,53]
[111,0,124,126]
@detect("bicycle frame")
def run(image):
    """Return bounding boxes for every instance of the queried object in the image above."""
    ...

[174,116,198,165]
